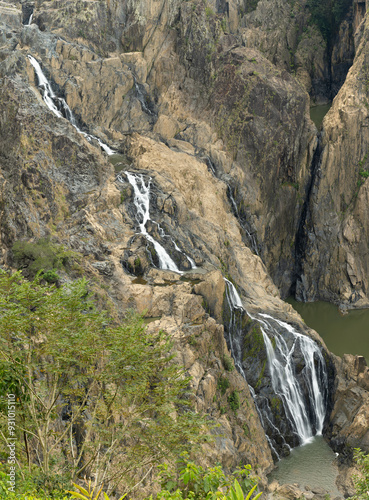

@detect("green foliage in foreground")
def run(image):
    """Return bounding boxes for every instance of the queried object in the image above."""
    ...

[0,466,70,499]
[154,456,261,500]
[65,458,262,500]
[349,449,369,500]
[0,271,209,497]
[0,458,262,500]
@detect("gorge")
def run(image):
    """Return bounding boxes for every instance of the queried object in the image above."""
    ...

[1,0,369,497]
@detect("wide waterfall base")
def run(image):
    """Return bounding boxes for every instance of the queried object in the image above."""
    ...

[223,280,329,460]
[268,436,340,497]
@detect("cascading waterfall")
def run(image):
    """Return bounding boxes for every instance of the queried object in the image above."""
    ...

[27,13,33,25]
[223,278,328,457]
[27,55,115,155]
[28,54,195,273]
[259,314,327,439]
[119,172,195,273]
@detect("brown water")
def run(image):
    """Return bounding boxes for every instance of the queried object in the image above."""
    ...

[310,103,332,129]
[287,297,369,362]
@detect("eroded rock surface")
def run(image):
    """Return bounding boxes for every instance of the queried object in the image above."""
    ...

[1,0,369,493]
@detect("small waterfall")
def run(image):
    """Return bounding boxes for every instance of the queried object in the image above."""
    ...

[201,156,216,176]
[224,279,247,379]
[226,185,259,256]
[27,12,33,25]
[134,82,155,116]
[223,279,328,457]
[27,55,115,155]
[171,238,197,269]
[120,173,196,274]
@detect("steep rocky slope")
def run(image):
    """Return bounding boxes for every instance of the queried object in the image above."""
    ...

[11,0,320,297]
[1,0,369,495]
[296,12,369,308]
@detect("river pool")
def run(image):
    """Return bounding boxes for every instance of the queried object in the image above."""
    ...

[310,103,332,129]
[268,435,340,496]
[287,297,369,362]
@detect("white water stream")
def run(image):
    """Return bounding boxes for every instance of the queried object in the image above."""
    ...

[260,314,327,438]
[224,279,328,450]
[226,187,259,256]
[120,173,196,274]
[27,55,115,155]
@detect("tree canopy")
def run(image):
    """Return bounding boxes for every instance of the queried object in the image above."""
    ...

[307,0,352,43]
[0,271,208,497]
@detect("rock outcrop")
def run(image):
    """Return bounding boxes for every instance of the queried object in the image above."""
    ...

[296,12,369,308]
[1,0,369,494]
[329,355,369,453]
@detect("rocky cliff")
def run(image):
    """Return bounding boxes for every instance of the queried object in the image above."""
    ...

[1,0,369,495]
[296,11,369,308]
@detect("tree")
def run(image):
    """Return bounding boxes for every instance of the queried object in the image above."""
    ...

[349,449,369,500]
[307,0,352,43]
[0,271,208,496]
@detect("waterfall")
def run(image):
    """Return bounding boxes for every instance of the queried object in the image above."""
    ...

[223,279,328,456]
[224,279,247,379]
[259,314,327,437]
[226,185,259,256]
[120,172,196,273]
[134,82,154,116]
[27,13,33,25]
[27,55,115,155]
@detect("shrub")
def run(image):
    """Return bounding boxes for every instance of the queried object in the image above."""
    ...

[12,238,74,278]
[42,269,60,283]
[223,354,234,371]
[153,455,261,500]
[205,6,214,17]
[228,390,241,411]
[218,376,230,395]
[349,449,369,499]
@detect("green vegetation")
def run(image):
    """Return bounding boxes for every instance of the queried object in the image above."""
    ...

[205,6,214,17]
[356,165,369,192]
[223,354,234,372]
[218,376,230,395]
[270,397,282,415]
[243,325,264,359]
[12,238,76,281]
[0,271,208,497]
[281,181,299,191]
[306,0,352,43]
[349,449,369,500]
[255,360,267,390]
[243,423,250,437]
[153,455,261,500]
[228,390,241,412]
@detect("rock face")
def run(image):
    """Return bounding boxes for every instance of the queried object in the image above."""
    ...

[14,0,320,298]
[1,0,369,493]
[328,355,369,453]
[296,11,369,307]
